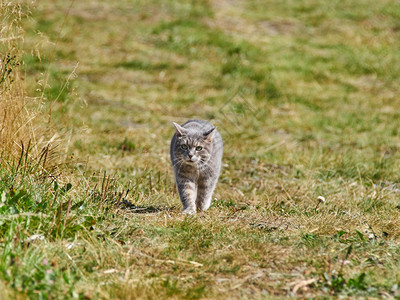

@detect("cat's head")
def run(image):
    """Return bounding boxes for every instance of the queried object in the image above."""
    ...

[172,122,216,167]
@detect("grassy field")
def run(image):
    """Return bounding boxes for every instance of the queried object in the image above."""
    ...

[2,0,400,298]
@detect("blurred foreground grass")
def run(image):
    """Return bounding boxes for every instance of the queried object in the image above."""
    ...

[2,0,400,298]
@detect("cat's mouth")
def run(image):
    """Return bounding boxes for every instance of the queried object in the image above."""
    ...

[187,158,199,163]
[185,156,200,164]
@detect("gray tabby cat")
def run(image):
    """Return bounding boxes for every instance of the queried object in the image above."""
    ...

[170,119,223,214]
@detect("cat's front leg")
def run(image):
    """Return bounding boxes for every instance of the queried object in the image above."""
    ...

[176,177,197,214]
[196,176,217,212]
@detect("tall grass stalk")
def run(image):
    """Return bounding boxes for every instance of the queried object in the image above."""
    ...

[0,2,31,159]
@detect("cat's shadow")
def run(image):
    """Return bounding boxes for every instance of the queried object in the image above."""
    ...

[121,199,174,214]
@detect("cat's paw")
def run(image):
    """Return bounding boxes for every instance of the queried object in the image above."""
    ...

[182,208,196,215]
[197,200,211,212]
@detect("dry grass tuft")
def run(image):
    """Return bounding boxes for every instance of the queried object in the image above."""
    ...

[0,2,31,158]
[0,2,59,170]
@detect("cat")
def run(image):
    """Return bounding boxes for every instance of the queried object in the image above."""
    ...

[170,119,223,214]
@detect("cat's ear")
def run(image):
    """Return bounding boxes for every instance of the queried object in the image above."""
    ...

[173,122,188,136]
[203,127,216,142]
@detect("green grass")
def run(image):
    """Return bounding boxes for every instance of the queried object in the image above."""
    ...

[2,0,400,298]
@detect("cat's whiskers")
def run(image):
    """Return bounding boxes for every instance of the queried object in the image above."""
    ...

[173,157,186,173]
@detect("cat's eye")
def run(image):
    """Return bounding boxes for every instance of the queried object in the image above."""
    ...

[180,144,188,150]
[195,146,203,151]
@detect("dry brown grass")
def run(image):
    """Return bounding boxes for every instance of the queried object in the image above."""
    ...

[0,2,31,157]
[0,1,61,169]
